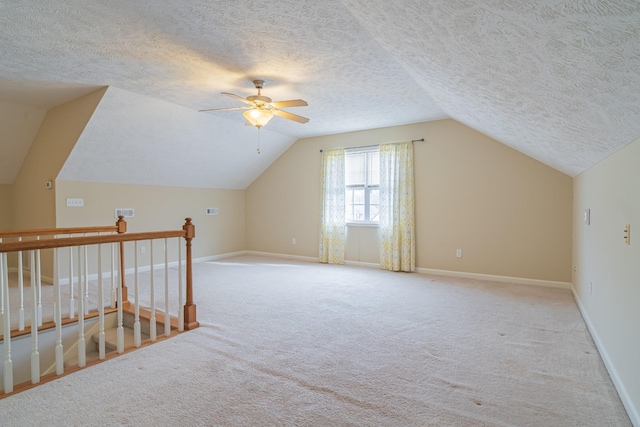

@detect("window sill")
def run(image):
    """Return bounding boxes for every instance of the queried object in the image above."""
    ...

[346,222,379,228]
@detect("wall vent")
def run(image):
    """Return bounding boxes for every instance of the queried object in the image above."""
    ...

[206,208,219,216]
[115,208,135,218]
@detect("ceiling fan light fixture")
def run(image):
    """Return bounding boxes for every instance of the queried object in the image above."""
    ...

[243,108,273,128]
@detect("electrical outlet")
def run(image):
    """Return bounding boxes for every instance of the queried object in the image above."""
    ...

[456,249,462,258]
[140,245,146,254]
[292,238,297,245]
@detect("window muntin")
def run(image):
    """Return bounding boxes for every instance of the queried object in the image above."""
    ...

[345,149,379,223]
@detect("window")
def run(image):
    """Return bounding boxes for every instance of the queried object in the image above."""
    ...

[345,148,379,223]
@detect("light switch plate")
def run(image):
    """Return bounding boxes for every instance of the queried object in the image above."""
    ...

[66,198,84,207]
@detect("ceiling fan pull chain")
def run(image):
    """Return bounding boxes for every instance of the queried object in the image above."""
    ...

[257,127,261,154]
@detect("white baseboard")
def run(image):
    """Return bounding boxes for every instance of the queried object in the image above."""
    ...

[241,252,571,290]
[4,267,55,286]
[344,260,380,269]
[54,251,248,285]
[195,251,248,263]
[23,251,571,291]
[416,267,571,289]
[219,251,384,268]
[243,251,319,263]
[571,285,639,427]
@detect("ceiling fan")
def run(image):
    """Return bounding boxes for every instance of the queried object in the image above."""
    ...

[199,80,309,128]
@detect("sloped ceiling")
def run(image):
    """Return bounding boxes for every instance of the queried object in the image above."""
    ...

[58,87,295,189]
[1,0,640,187]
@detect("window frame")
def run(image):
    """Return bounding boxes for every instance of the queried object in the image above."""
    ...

[344,146,380,226]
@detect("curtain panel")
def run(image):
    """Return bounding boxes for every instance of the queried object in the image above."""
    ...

[379,142,415,272]
[319,149,346,264]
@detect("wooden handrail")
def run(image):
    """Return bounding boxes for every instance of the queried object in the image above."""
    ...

[0,222,122,240]
[0,217,198,395]
[0,216,127,239]
[1,218,197,331]
[0,226,118,238]
[0,230,185,253]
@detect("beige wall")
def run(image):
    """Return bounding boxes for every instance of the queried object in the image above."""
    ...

[246,119,573,282]
[0,184,12,230]
[56,181,245,261]
[11,88,106,230]
[7,88,106,276]
[573,136,640,423]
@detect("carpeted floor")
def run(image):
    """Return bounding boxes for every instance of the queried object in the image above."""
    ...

[0,255,631,426]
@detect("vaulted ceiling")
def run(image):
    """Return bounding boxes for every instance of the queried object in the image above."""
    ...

[1,1,639,188]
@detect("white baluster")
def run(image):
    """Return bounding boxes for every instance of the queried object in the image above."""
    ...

[77,246,86,368]
[164,238,170,337]
[55,247,64,375]
[98,244,106,360]
[150,240,156,341]
[116,244,124,354]
[53,245,57,327]
[2,252,14,393]
[17,239,25,330]
[69,245,75,319]
[133,241,141,347]
[30,251,40,384]
[178,237,184,332]
[0,238,3,316]
[110,242,116,308]
[36,238,42,326]
[83,241,89,315]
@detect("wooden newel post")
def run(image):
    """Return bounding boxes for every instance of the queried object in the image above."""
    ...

[116,216,129,306]
[183,218,199,329]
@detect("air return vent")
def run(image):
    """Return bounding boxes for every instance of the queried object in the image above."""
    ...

[115,208,135,218]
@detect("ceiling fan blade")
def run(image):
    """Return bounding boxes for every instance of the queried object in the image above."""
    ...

[272,109,309,124]
[222,92,253,105]
[269,99,308,108]
[199,106,249,112]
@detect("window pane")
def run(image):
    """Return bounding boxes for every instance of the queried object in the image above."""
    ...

[370,188,379,204]
[345,153,365,186]
[353,188,364,204]
[344,149,380,223]
[370,205,380,222]
[345,189,355,222]
[346,207,355,222]
[368,151,379,186]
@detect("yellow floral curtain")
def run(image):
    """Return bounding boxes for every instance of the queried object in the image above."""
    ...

[319,149,346,264]
[379,142,415,272]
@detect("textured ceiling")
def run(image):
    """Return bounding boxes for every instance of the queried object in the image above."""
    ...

[57,87,295,189]
[1,0,640,187]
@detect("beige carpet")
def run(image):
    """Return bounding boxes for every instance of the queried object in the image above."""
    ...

[0,255,631,426]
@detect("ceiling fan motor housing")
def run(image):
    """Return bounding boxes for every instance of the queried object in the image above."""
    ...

[247,94,272,104]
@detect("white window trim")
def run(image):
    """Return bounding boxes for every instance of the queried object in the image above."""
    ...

[345,146,380,225]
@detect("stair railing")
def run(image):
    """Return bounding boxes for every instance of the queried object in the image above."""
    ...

[0,217,128,329]
[0,218,197,395]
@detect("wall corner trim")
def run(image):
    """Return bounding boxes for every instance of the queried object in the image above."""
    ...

[571,285,639,426]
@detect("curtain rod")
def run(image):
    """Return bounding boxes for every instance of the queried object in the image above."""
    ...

[319,138,424,152]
